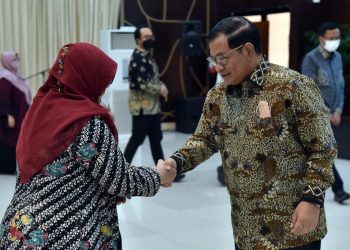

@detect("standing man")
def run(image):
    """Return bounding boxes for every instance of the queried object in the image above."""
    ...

[165,17,336,249]
[302,21,350,204]
[124,25,185,181]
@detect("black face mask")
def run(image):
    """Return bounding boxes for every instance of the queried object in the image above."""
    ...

[142,39,155,50]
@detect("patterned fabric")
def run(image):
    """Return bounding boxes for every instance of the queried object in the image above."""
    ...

[17,43,118,184]
[171,61,337,249]
[250,57,270,86]
[0,116,160,249]
[128,47,162,116]
[301,45,345,114]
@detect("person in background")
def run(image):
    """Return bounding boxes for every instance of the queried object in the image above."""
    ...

[302,21,350,204]
[124,25,185,182]
[0,43,175,249]
[164,16,336,250]
[0,52,31,174]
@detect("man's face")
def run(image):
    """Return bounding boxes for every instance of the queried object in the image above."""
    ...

[137,27,154,48]
[319,28,341,46]
[208,34,251,85]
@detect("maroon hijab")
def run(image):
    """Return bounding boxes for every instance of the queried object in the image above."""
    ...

[17,43,118,183]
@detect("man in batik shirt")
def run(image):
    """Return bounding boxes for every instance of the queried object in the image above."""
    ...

[165,17,336,250]
[124,25,185,182]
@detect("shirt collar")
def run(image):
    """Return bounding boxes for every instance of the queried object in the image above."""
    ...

[249,57,270,86]
[136,45,147,53]
[318,45,332,59]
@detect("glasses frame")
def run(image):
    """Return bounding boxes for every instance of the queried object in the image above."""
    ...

[207,44,243,67]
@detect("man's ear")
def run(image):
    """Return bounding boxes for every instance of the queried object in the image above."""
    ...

[136,38,142,46]
[243,43,256,56]
[319,36,325,46]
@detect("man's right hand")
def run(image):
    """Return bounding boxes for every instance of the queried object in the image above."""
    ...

[164,158,177,171]
[160,84,168,102]
[156,159,176,187]
[330,112,341,126]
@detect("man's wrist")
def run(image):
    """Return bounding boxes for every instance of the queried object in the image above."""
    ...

[335,108,342,114]
[170,154,184,175]
[301,194,324,208]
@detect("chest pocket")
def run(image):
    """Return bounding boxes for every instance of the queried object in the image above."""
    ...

[254,99,291,141]
[316,68,328,86]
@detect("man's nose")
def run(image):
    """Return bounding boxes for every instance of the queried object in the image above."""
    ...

[215,63,225,72]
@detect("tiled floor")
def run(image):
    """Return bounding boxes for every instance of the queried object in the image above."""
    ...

[0,131,349,249]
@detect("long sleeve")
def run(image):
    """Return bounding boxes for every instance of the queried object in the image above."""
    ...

[300,53,329,112]
[290,76,337,206]
[301,48,344,114]
[72,117,160,197]
[301,54,317,82]
[0,78,12,128]
[0,78,29,147]
[336,56,345,113]
[129,49,161,95]
[171,94,219,173]
[0,116,159,249]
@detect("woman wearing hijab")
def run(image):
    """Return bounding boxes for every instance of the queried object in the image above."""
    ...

[0,52,31,174]
[0,43,174,249]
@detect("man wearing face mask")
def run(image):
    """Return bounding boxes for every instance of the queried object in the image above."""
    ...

[302,21,350,204]
[124,25,186,181]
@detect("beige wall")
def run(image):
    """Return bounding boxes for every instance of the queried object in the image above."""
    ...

[0,0,120,94]
[246,13,290,67]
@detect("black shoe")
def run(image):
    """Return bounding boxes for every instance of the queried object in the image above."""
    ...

[334,190,350,204]
[174,173,185,182]
[217,165,226,186]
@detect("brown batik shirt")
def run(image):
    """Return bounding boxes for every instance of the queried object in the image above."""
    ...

[171,59,337,249]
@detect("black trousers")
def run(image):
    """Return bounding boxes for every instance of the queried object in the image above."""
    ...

[331,163,344,193]
[331,124,345,193]
[235,240,320,250]
[0,143,16,174]
[124,114,164,165]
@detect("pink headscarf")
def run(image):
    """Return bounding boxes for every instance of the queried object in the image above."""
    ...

[0,51,31,104]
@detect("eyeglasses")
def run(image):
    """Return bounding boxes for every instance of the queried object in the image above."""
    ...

[207,45,243,67]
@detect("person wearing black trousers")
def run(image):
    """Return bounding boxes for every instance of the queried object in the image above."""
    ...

[301,21,350,204]
[124,25,185,181]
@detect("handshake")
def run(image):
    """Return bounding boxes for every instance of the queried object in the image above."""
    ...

[156,158,178,187]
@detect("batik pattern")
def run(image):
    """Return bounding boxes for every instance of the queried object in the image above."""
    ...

[172,62,337,249]
[0,116,160,249]
[128,47,162,116]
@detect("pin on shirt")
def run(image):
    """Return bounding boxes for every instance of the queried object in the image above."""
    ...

[256,100,271,118]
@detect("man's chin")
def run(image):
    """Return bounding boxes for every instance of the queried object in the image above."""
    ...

[222,76,240,86]
[224,80,240,86]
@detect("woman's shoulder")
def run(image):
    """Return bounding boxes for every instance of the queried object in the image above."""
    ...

[80,116,112,136]
[64,115,117,159]
[0,77,14,89]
